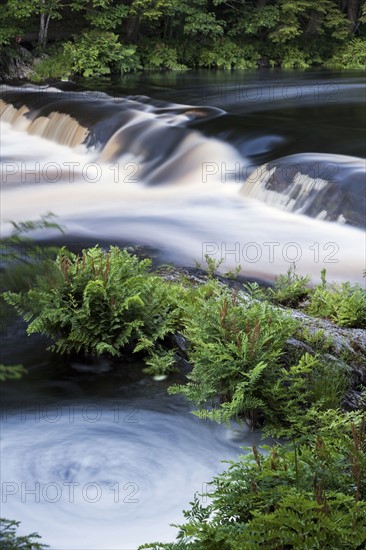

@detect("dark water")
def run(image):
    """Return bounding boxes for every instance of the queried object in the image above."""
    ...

[1,69,365,548]
[78,69,366,158]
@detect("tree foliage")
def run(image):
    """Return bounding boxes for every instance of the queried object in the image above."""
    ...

[0,0,364,75]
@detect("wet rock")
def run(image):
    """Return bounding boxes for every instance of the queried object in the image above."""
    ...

[171,333,189,353]
[240,154,366,229]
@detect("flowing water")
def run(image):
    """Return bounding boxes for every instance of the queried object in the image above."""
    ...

[0,70,365,548]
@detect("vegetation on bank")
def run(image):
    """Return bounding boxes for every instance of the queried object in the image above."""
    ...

[2,242,366,425]
[1,221,365,548]
[139,409,366,549]
[247,264,366,328]
[0,1,365,79]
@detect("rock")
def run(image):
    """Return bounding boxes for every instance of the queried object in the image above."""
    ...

[240,154,366,229]
[290,309,366,358]
[343,390,366,411]
[172,333,189,353]
[0,46,34,81]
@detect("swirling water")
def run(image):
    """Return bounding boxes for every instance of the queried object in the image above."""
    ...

[1,354,262,549]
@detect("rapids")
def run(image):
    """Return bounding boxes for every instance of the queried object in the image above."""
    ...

[1,75,365,283]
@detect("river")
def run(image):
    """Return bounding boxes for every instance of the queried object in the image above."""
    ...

[0,69,365,548]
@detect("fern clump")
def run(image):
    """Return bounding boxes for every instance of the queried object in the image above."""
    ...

[4,246,185,370]
[307,270,366,329]
[169,280,298,429]
[252,265,366,329]
[168,279,350,430]
[267,264,311,308]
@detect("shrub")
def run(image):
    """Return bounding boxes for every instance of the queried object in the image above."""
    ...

[63,31,140,77]
[32,48,72,82]
[141,42,187,70]
[198,39,258,69]
[279,45,312,69]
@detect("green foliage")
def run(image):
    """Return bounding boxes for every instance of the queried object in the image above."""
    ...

[298,327,335,354]
[198,40,258,69]
[361,4,366,25]
[230,5,280,36]
[141,410,366,549]
[1,0,365,72]
[326,38,366,69]
[195,255,241,280]
[0,518,48,549]
[0,213,62,320]
[307,270,366,328]
[63,31,139,77]
[4,246,185,368]
[3,213,62,243]
[0,364,27,382]
[194,254,224,279]
[170,279,349,429]
[168,280,299,429]
[142,42,186,70]
[32,48,72,81]
[175,0,223,38]
[270,0,349,43]
[144,349,177,376]
[2,228,364,549]
[84,1,129,31]
[130,0,174,21]
[268,264,311,307]
[276,45,312,68]
[259,266,366,329]
[5,0,62,20]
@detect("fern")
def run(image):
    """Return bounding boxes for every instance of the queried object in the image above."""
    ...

[4,246,186,372]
